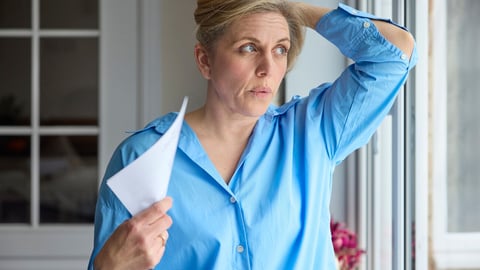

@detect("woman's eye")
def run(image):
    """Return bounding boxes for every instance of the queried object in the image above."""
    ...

[274,46,288,55]
[240,44,256,53]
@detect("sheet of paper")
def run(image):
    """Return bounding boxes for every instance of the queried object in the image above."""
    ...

[107,96,189,215]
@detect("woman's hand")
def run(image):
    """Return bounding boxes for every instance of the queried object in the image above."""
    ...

[291,2,414,58]
[291,2,332,29]
[94,197,173,270]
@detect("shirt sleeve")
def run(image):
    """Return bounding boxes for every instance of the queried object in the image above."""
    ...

[87,146,131,270]
[87,130,159,269]
[307,3,418,163]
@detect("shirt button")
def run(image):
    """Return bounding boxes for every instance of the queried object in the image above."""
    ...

[401,54,407,60]
[229,196,236,203]
[363,21,371,28]
[236,245,244,253]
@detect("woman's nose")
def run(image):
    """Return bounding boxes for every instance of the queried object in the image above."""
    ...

[255,54,274,77]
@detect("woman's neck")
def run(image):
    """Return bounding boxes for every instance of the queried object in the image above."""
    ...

[185,105,257,143]
[185,105,259,183]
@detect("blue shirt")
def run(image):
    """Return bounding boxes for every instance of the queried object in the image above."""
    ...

[89,4,417,269]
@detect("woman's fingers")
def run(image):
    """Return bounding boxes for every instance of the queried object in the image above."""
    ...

[159,230,169,247]
[132,197,173,225]
[94,197,174,270]
[124,197,173,252]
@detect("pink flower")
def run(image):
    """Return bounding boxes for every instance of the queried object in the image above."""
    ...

[330,218,365,270]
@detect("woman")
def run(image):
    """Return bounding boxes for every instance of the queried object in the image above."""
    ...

[89,0,416,269]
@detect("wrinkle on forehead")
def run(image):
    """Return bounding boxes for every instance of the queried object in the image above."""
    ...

[225,12,290,44]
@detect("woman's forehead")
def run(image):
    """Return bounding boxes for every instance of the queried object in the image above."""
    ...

[226,12,290,41]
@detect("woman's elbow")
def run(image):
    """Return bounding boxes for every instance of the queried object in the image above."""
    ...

[396,30,415,59]
[373,20,416,59]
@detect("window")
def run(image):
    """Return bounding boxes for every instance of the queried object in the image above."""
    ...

[444,0,480,234]
[0,1,140,268]
[353,1,421,269]
[286,1,426,269]
[0,0,99,225]
[431,0,480,268]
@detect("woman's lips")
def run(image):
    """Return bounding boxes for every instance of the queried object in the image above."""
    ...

[249,87,272,98]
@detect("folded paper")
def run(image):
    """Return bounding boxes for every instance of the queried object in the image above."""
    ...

[107,96,189,215]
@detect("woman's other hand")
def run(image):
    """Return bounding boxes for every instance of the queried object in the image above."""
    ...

[94,197,173,270]
[291,1,414,58]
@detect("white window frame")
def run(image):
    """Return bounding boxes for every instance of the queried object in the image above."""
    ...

[355,0,430,269]
[411,0,429,269]
[431,0,480,268]
[0,0,139,269]
[356,1,409,269]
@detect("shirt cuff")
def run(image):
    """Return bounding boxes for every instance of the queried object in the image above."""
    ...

[315,3,412,64]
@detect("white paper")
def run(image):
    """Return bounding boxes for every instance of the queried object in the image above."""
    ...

[107,96,189,215]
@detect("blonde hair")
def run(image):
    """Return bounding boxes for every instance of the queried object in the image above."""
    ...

[194,0,306,71]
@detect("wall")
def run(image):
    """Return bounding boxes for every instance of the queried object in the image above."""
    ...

[140,0,205,126]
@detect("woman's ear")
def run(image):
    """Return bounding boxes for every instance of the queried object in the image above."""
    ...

[194,43,212,79]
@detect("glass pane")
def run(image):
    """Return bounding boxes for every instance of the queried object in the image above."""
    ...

[40,38,98,126]
[0,38,31,126]
[0,0,31,28]
[40,0,98,29]
[0,136,30,223]
[39,135,97,224]
[446,0,480,232]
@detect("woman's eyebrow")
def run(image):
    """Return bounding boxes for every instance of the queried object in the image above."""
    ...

[231,36,291,45]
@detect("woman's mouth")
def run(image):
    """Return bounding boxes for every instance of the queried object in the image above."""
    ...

[249,87,272,98]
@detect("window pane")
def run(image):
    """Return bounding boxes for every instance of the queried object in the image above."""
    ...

[39,135,97,224]
[40,38,98,126]
[0,0,31,29]
[40,0,98,29]
[0,38,31,126]
[0,136,30,223]
[446,0,480,232]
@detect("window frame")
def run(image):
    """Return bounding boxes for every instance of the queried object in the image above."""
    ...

[431,0,480,268]
[0,0,139,267]
[355,0,410,269]
[353,0,430,269]
[409,0,429,269]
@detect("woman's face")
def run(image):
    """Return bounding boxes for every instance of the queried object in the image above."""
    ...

[198,12,290,118]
